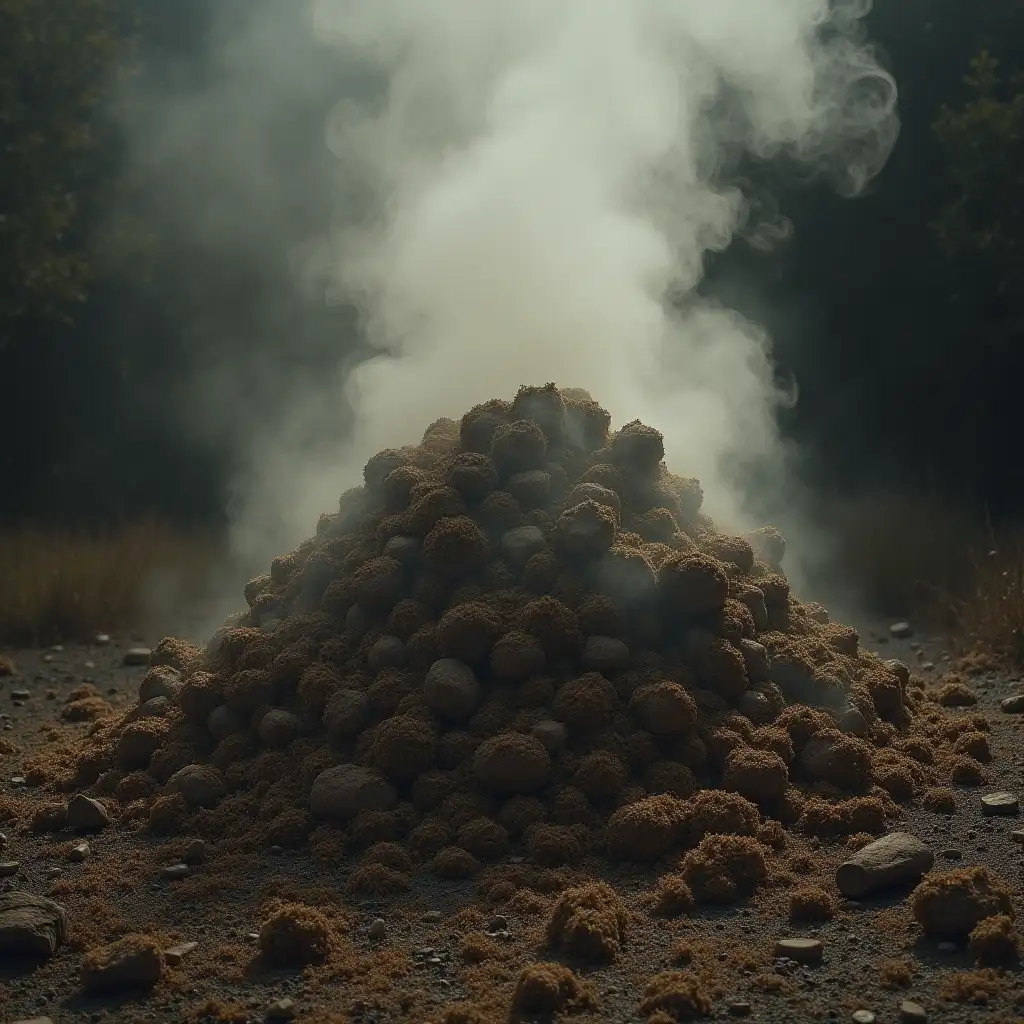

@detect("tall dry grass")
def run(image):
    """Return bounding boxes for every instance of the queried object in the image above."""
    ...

[0,521,219,646]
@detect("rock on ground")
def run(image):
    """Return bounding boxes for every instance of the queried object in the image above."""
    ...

[836,832,934,898]
[0,892,69,957]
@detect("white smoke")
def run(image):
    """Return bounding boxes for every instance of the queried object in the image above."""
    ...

[229,0,896,569]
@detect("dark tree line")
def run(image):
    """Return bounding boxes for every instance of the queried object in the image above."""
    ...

[1,0,1022,530]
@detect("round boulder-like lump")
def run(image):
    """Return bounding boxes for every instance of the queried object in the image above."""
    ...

[166,764,226,810]
[424,659,481,720]
[581,635,630,674]
[258,709,302,748]
[630,682,697,736]
[207,705,244,742]
[138,666,180,704]
[369,635,407,671]
[310,765,398,821]
[557,501,618,558]
[323,690,371,741]
[530,719,568,754]
[490,631,546,682]
[474,733,551,795]
[501,526,547,567]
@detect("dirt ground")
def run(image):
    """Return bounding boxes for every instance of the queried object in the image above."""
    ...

[2,624,1024,1024]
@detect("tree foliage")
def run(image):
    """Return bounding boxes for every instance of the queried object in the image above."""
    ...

[933,52,1024,308]
[0,0,131,344]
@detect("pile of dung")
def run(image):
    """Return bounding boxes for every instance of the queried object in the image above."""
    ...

[53,385,979,879]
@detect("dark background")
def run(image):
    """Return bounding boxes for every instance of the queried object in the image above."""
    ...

[2,0,1022,535]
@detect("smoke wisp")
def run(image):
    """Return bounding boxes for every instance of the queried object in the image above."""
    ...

[279,0,897,548]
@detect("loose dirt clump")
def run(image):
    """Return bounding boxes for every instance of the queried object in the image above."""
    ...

[968,914,1020,965]
[257,901,333,966]
[511,962,594,1016]
[546,881,627,962]
[910,866,1014,938]
[638,971,713,1021]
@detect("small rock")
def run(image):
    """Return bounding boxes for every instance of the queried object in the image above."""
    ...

[122,648,151,666]
[69,842,90,863]
[167,764,226,809]
[0,862,19,877]
[81,935,162,993]
[183,839,207,865]
[1001,695,1024,714]
[164,941,198,966]
[138,665,180,702]
[422,911,442,923]
[139,696,169,717]
[0,892,69,957]
[368,918,387,941]
[10,777,26,787]
[368,635,407,672]
[889,622,913,638]
[727,1003,752,1018]
[258,709,302,748]
[0,831,7,847]
[530,719,567,754]
[266,998,297,1021]
[852,1012,875,1024]
[207,705,244,741]
[484,915,509,936]
[501,525,547,566]
[46,867,61,879]
[1010,829,1024,845]
[161,864,189,881]
[899,1001,928,1023]
[940,849,962,860]
[66,795,110,831]
[424,659,481,720]
[774,938,823,965]
[94,633,111,646]
[11,689,30,700]
[835,832,933,898]
[937,942,957,953]
[981,792,1020,816]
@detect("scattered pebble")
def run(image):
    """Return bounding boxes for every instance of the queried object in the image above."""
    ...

[1011,830,1024,845]
[164,941,198,966]
[94,634,111,646]
[422,911,442,923]
[484,915,509,936]
[47,867,62,879]
[852,1012,875,1024]
[0,862,19,877]
[9,777,26,787]
[774,938,823,965]
[122,648,151,667]
[368,918,387,941]
[836,833,934,898]
[1001,695,1024,714]
[940,849,962,860]
[981,792,1020,816]
[160,864,190,881]
[889,622,913,638]
[899,1000,928,1023]
[68,842,90,863]
[266,997,296,1021]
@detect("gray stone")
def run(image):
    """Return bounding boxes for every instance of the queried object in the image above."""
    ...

[0,892,69,957]
[207,705,243,742]
[164,941,197,966]
[138,665,180,703]
[899,1001,928,1023]
[368,918,387,940]
[851,1013,875,1024]
[161,864,189,881]
[81,937,163,992]
[258,709,302,748]
[424,658,481,720]
[501,526,547,566]
[69,842,90,863]
[581,636,630,674]
[889,621,913,638]
[737,638,771,680]
[737,689,772,725]
[383,534,421,567]
[123,647,152,667]
[774,938,823,964]
[369,635,407,672]
[836,832,933,898]
[323,689,371,741]
[1001,695,1024,714]
[981,791,1020,816]
[167,764,226,809]
[832,705,869,737]
[530,719,567,754]
[0,861,19,877]
[1011,829,1024,845]
[66,795,111,831]
[309,765,397,821]
[140,696,169,718]
[94,633,111,645]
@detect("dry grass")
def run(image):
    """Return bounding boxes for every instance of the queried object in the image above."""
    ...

[945,537,1024,666]
[0,520,218,645]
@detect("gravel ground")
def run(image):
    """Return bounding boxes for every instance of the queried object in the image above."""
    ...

[1,625,1024,1024]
